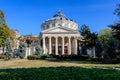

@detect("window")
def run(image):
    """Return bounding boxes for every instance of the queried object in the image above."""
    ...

[65,23,68,27]
[46,25,49,29]
[52,24,55,27]
[42,26,45,30]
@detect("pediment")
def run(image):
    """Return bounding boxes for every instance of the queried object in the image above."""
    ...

[48,28,69,33]
[41,27,78,33]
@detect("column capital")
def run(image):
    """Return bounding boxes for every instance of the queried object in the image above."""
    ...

[68,36,71,39]
[74,36,77,39]
[42,36,46,39]
[55,36,58,38]
[62,36,65,38]
[48,36,51,38]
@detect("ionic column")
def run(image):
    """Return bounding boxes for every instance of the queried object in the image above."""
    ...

[62,37,64,55]
[43,37,45,54]
[55,37,58,55]
[74,37,77,54]
[49,37,51,54]
[68,37,71,55]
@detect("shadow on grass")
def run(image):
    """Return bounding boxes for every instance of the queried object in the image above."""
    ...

[45,57,120,65]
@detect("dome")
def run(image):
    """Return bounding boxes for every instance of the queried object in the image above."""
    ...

[53,11,66,18]
[41,11,78,30]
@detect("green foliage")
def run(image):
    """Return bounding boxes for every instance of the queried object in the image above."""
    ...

[0,10,4,18]
[0,54,6,59]
[0,67,120,80]
[18,42,27,59]
[109,4,120,50]
[27,54,47,60]
[0,10,12,47]
[81,44,87,55]
[80,24,91,42]
[107,37,117,58]
[114,4,120,17]
[40,55,48,60]
[5,38,13,60]
[62,55,90,60]
[88,32,98,47]
[79,24,98,48]
[27,54,41,60]
[98,28,112,54]
[90,58,120,64]
[95,41,103,58]
[35,45,44,55]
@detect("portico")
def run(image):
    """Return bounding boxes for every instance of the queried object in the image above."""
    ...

[42,35,78,55]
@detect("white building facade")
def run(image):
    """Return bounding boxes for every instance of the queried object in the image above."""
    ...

[40,11,83,55]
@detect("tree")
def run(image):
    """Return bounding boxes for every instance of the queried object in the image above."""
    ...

[0,10,4,18]
[5,38,13,60]
[107,37,117,58]
[80,24,98,48]
[89,32,98,48]
[109,4,120,50]
[79,24,91,42]
[98,28,112,54]
[81,43,87,55]
[114,4,120,17]
[80,24,98,57]
[18,41,27,59]
[95,41,103,58]
[0,10,12,49]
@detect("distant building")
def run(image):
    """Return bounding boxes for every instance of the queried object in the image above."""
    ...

[22,34,39,57]
[22,34,39,47]
[11,29,21,49]
[40,11,83,55]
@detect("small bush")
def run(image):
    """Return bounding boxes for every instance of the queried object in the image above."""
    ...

[53,54,90,60]
[0,54,6,59]
[27,54,41,60]
[40,55,48,60]
[90,58,120,64]
[48,54,59,58]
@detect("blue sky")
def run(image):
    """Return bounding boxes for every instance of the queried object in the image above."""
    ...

[0,0,120,35]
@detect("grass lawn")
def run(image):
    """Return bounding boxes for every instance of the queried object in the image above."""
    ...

[0,59,120,80]
[0,67,120,80]
[0,58,120,68]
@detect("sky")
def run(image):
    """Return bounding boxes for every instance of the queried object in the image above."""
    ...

[0,0,120,35]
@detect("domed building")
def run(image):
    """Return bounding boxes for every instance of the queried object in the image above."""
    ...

[40,11,83,55]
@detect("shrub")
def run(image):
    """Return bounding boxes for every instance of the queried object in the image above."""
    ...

[18,42,27,59]
[48,54,59,58]
[57,54,90,60]
[90,58,120,64]
[40,55,48,60]
[35,45,44,55]
[27,54,41,60]
[5,38,13,60]
[0,53,6,59]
